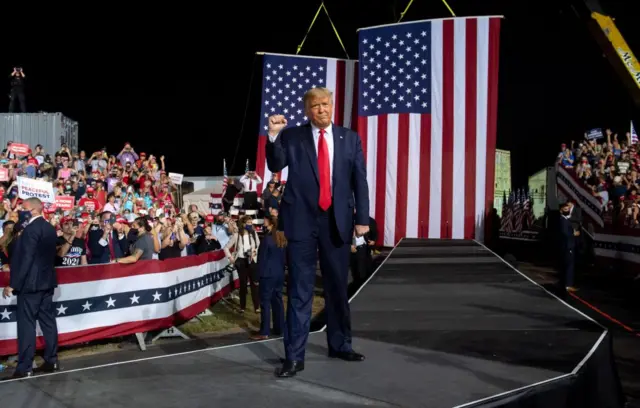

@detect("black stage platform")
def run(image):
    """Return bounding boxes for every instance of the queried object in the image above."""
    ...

[0,239,625,407]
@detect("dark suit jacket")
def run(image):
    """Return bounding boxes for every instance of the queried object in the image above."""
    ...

[266,123,369,243]
[559,216,575,253]
[569,205,582,231]
[88,227,128,264]
[10,216,58,294]
[257,233,286,278]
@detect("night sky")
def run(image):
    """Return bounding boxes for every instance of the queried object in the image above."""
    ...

[2,0,639,188]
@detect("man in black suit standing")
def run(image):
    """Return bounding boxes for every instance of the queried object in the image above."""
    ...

[2,197,60,378]
[266,87,370,378]
[558,202,578,292]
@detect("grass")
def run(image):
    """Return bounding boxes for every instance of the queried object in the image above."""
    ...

[0,289,326,368]
[181,291,326,337]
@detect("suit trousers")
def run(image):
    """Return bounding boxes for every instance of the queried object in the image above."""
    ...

[350,245,371,289]
[562,249,575,288]
[259,274,285,336]
[16,289,59,374]
[242,192,258,210]
[284,208,352,362]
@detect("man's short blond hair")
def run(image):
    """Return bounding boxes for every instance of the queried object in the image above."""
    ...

[24,197,43,213]
[303,87,333,108]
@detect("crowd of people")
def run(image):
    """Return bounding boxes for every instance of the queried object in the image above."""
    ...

[0,142,232,271]
[557,128,640,229]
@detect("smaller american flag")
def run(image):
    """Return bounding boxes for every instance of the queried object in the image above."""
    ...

[502,190,514,233]
[631,121,638,144]
[500,190,509,230]
[221,159,228,197]
[245,159,249,173]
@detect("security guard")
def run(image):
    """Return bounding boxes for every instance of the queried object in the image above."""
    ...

[2,198,61,377]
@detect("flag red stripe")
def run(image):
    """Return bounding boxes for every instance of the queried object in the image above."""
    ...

[352,63,360,132]
[375,115,388,246]
[441,19,455,239]
[484,18,501,239]
[334,61,345,126]
[395,113,410,242]
[358,116,368,160]
[418,114,432,238]
[255,135,267,193]
[355,67,367,158]
[464,19,478,239]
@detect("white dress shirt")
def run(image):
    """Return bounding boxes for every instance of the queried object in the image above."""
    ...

[269,123,334,188]
[239,174,262,192]
[353,235,366,247]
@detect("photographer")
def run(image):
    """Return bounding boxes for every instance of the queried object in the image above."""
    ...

[56,218,87,267]
[239,171,262,210]
[117,143,139,167]
[9,67,26,113]
[87,211,128,264]
[224,215,260,313]
[158,216,189,260]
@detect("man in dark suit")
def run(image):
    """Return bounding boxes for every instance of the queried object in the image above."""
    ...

[566,201,584,261]
[266,87,370,378]
[2,197,60,378]
[558,202,578,292]
[87,211,128,264]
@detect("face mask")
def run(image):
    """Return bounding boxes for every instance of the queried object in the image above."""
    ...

[18,210,32,227]
[245,225,253,231]
[561,209,570,215]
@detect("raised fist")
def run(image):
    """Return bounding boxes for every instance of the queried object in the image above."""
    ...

[268,115,287,136]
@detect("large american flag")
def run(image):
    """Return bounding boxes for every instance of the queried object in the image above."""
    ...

[254,52,358,192]
[357,17,502,245]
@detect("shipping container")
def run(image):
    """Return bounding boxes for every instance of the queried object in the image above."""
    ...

[0,112,79,156]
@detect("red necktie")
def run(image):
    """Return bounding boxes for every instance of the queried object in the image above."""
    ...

[318,129,331,210]
[249,179,253,191]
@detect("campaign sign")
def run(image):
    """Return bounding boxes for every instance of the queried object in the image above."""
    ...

[586,128,604,140]
[17,177,55,203]
[8,143,30,156]
[55,196,75,210]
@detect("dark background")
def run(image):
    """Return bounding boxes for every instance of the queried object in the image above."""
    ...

[2,0,639,188]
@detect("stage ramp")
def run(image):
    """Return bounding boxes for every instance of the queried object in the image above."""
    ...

[0,239,624,408]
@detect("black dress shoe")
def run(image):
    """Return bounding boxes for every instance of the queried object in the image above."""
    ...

[328,350,365,361]
[11,371,32,379]
[276,360,304,378]
[35,362,61,374]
